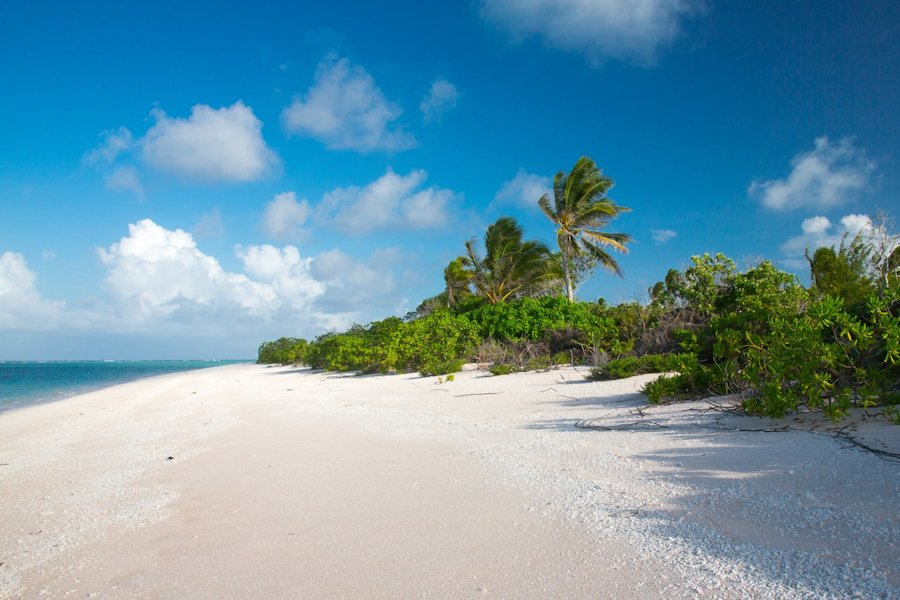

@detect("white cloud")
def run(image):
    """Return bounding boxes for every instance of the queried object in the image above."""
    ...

[494,169,551,209]
[781,213,873,259]
[104,166,144,198]
[97,219,283,325]
[261,192,310,241]
[650,228,677,244]
[141,101,279,183]
[480,0,700,64]
[282,56,415,152]
[317,169,456,234]
[0,252,65,330]
[93,219,401,336]
[749,137,876,211]
[235,244,325,311]
[85,127,134,164]
[310,248,398,315]
[420,79,459,123]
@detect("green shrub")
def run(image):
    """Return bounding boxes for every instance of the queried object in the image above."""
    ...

[257,337,309,365]
[739,290,900,420]
[395,310,479,376]
[588,353,686,381]
[420,358,466,377]
[489,363,517,376]
[463,296,621,352]
[643,373,693,403]
[304,333,371,372]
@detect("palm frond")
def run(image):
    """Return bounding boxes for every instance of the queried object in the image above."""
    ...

[582,243,625,278]
[580,230,631,253]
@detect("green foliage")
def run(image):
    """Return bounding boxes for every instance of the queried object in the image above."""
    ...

[395,310,480,375]
[640,354,718,403]
[588,353,686,381]
[257,337,309,365]
[807,232,875,307]
[489,363,517,376]
[304,332,372,372]
[707,261,809,362]
[463,295,622,354]
[461,217,563,303]
[740,290,900,420]
[643,374,692,403]
[301,311,478,377]
[421,359,466,377]
[443,257,474,308]
[651,253,737,315]
[538,156,631,301]
[260,208,900,422]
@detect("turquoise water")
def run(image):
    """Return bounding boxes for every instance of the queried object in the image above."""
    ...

[0,360,249,413]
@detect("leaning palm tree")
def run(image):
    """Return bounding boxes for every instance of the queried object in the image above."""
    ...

[462,217,561,304]
[539,156,631,301]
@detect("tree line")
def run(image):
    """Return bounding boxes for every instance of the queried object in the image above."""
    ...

[258,157,900,423]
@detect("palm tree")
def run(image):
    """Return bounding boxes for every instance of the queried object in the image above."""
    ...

[462,217,561,304]
[538,156,631,301]
[443,257,473,307]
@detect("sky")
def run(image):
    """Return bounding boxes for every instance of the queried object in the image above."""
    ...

[1,0,898,360]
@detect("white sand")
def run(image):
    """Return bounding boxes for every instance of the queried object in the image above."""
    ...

[0,364,897,599]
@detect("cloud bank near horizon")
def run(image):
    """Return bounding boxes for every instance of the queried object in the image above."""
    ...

[0,220,408,342]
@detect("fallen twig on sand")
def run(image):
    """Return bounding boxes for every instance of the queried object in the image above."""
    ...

[574,402,900,462]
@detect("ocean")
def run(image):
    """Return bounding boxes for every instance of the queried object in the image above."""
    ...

[0,360,249,413]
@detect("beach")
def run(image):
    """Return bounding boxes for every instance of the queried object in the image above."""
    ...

[0,363,897,599]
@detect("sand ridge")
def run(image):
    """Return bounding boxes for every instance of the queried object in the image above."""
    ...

[0,363,897,598]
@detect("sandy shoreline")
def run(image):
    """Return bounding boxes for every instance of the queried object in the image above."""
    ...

[0,363,897,599]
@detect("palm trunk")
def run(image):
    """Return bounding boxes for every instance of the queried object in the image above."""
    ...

[563,256,574,302]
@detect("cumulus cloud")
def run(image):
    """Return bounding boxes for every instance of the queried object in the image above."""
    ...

[235,244,325,311]
[0,251,65,330]
[104,166,144,198]
[141,101,279,183]
[781,213,873,261]
[282,56,415,152]
[749,137,876,211]
[310,248,398,315]
[650,229,677,244]
[261,192,310,241]
[97,219,285,325]
[84,127,134,165]
[494,169,551,209]
[480,0,701,64]
[317,169,456,234]
[420,79,460,123]
[93,219,402,336]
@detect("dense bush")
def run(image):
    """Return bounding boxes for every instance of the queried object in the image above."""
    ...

[257,337,309,365]
[300,310,478,376]
[739,290,900,420]
[304,332,372,372]
[461,295,625,363]
[394,310,480,375]
[489,363,517,376]
[639,259,809,399]
[588,353,687,381]
[641,255,900,420]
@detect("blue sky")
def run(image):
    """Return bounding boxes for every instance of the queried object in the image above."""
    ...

[1,0,898,359]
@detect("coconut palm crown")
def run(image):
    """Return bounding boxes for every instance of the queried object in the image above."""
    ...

[538,156,631,301]
[461,217,561,304]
